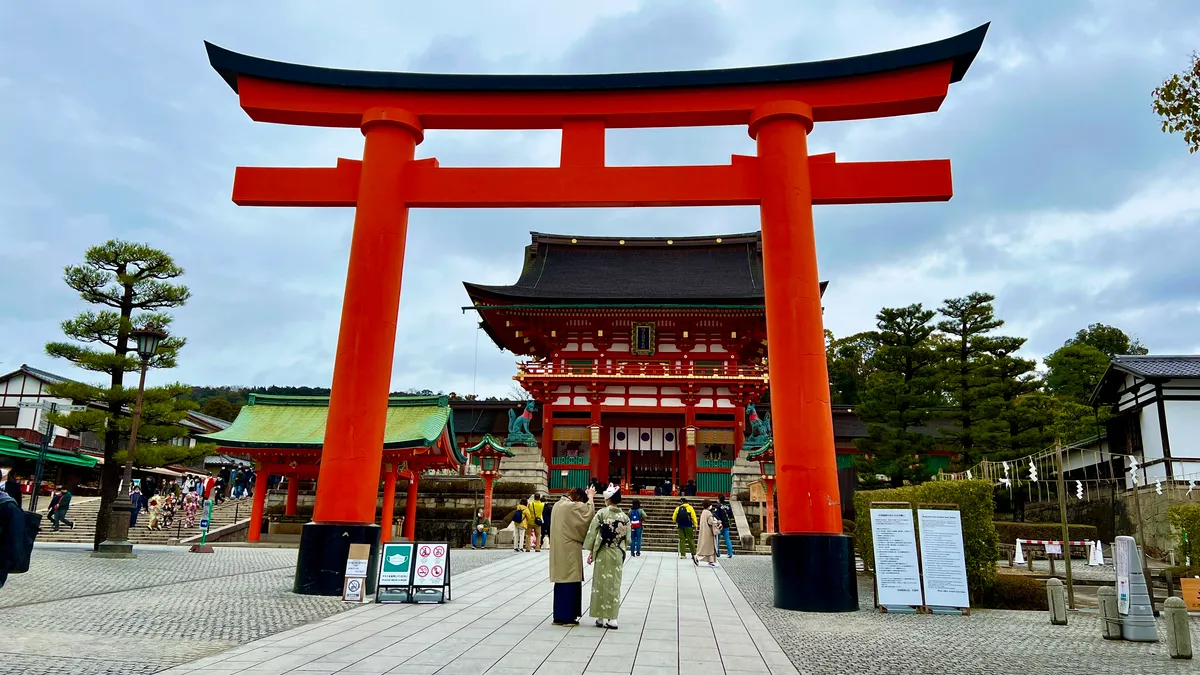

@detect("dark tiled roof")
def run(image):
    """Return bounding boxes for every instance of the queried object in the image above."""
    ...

[0,364,75,386]
[1111,355,1200,379]
[464,232,768,304]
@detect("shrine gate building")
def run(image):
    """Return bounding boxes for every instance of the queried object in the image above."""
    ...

[465,230,825,496]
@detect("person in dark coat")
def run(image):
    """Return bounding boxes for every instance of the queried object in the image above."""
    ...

[50,488,74,531]
[0,489,27,588]
[2,471,22,510]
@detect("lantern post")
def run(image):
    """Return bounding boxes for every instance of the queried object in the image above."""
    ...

[465,435,515,521]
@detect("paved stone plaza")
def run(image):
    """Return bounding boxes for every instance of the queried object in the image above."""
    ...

[0,543,508,675]
[5,545,1198,675]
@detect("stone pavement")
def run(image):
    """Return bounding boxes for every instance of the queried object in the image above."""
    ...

[0,543,509,675]
[161,551,797,675]
[722,556,1198,675]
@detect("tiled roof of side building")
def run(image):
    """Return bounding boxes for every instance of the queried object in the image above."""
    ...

[1111,355,1200,379]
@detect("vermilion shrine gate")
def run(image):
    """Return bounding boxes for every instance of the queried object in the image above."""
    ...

[207,23,987,610]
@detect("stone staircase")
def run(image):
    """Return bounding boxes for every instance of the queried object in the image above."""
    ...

[627,495,753,554]
[32,496,249,545]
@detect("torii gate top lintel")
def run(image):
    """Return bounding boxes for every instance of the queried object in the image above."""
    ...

[205,23,987,130]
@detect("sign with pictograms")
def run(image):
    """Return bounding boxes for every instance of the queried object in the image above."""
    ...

[408,541,451,604]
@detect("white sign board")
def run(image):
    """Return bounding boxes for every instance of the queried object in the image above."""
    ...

[1044,542,1062,556]
[412,542,448,587]
[1115,537,1133,615]
[916,509,971,608]
[870,509,924,607]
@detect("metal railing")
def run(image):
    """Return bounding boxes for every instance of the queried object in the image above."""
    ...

[518,361,768,381]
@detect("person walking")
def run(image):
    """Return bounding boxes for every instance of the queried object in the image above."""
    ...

[471,509,489,549]
[583,486,631,629]
[50,487,74,531]
[715,494,735,558]
[672,497,698,563]
[512,499,532,552]
[2,471,22,510]
[0,488,28,588]
[696,499,720,567]
[628,499,647,557]
[529,493,546,552]
[549,486,596,626]
[183,488,201,528]
[129,486,144,528]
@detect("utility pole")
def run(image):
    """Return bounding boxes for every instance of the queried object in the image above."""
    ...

[1054,440,1076,609]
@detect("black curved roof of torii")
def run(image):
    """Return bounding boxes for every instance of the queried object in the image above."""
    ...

[205,23,988,94]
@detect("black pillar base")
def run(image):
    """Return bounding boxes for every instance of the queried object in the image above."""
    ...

[772,532,859,612]
[293,523,381,596]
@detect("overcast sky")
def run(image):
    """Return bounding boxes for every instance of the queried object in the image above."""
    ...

[2,1,1199,397]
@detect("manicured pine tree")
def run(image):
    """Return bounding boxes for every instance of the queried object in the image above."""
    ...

[854,304,941,487]
[983,336,1044,459]
[936,292,1004,467]
[826,330,879,406]
[43,241,206,550]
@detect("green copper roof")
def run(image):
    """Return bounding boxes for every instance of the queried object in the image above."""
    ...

[745,438,773,461]
[463,434,516,458]
[199,394,454,451]
[0,434,99,468]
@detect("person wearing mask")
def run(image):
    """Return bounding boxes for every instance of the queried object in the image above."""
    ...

[129,486,144,528]
[715,494,736,558]
[528,493,546,552]
[0,488,28,588]
[672,497,698,564]
[50,487,74,531]
[471,509,489,549]
[696,499,720,567]
[549,486,595,626]
[583,485,631,629]
[2,470,22,510]
[627,499,647,557]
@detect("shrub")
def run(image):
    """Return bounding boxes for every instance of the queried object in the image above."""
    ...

[842,519,856,534]
[854,480,998,599]
[1168,503,1200,565]
[993,522,1098,545]
[979,575,1047,610]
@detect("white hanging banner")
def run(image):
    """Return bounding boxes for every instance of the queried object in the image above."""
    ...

[916,509,971,609]
[870,509,924,607]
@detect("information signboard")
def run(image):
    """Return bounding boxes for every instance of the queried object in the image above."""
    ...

[916,509,971,609]
[376,542,415,604]
[870,508,924,608]
[410,541,451,603]
[1115,537,1133,615]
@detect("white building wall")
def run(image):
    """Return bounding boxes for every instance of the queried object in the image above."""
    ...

[0,373,74,440]
[1140,405,1164,462]
[1163,399,1200,460]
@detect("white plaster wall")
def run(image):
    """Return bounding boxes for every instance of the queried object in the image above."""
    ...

[554,385,571,394]
[602,397,626,406]
[661,387,683,396]
[629,386,656,396]
[603,386,625,395]
[1163,399,1200,460]
[660,398,684,407]
[553,396,571,405]
[1141,405,1165,462]
[628,397,657,406]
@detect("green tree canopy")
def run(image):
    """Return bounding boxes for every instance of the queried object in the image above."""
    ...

[937,292,1005,465]
[1152,51,1200,153]
[826,330,879,406]
[199,398,241,422]
[1064,322,1147,358]
[1044,343,1111,404]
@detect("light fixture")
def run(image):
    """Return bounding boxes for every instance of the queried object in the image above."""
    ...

[589,423,601,445]
[762,460,776,479]
[685,426,697,448]
[480,456,498,473]
[132,326,168,360]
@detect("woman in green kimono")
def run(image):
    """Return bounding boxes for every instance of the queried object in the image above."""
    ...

[583,485,631,629]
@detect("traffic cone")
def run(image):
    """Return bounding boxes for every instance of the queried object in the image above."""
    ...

[1014,539,1025,565]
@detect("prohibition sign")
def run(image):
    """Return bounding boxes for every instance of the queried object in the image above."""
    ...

[420,546,431,557]
[417,565,430,578]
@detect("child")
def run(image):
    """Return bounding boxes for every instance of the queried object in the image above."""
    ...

[628,499,647,557]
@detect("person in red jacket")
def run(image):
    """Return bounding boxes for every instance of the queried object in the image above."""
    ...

[202,475,216,500]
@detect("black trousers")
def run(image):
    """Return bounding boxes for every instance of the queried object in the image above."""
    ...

[553,582,582,624]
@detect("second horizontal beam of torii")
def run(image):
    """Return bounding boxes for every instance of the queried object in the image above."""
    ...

[231,152,950,209]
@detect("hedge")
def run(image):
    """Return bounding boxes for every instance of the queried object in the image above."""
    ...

[979,575,1046,610]
[1168,503,1200,565]
[853,480,999,598]
[993,522,1098,546]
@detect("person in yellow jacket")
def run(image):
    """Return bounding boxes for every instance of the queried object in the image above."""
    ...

[528,493,546,552]
[672,498,698,563]
[514,499,534,552]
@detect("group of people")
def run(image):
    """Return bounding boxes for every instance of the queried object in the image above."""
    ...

[671,495,735,567]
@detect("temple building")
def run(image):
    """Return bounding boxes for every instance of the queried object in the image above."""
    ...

[464,231,828,496]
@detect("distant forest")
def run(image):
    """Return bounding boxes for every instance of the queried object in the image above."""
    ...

[184,386,509,422]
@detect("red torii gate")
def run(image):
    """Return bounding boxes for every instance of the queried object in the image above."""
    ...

[207,23,987,609]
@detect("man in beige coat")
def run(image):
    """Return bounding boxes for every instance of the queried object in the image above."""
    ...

[549,486,596,625]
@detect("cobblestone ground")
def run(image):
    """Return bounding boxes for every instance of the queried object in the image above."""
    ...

[1,543,509,675]
[722,556,1197,675]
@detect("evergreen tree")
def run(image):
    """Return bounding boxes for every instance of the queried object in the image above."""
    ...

[1064,323,1148,357]
[983,336,1043,458]
[854,304,941,487]
[826,330,879,405]
[43,241,198,550]
[936,292,1004,466]
[1044,343,1111,404]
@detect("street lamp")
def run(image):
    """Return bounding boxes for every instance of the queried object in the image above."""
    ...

[94,326,167,558]
[748,439,776,535]
[465,435,514,522]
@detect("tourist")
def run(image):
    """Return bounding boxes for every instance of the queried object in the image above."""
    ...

[672,497,697,563]
[0,487,27,588]
[529,493,545,552]
[2,470,22,510]
[471,509,489,549]
[184,488,201,528]
[512,499,531,552]
[696,499,720,567]
[49,487,74,531]
[716,494,735,558]
[161,494,177,529]
[147,495,163,531]
[129,486,144,528]
[202,474,216,501]
[583,485,630,629]
[684,479,697,496]
[549,486,595,626]
[542,498,554,544]
[628,499,646,557]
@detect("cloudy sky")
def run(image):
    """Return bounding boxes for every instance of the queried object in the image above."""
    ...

[2,1,1199,397]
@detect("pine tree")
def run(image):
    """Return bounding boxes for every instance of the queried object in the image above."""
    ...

[826,330,879,405]
[983,336,1043,458]
[43,241,199,550]
[936,292,1004,467]
[854,304,941,487]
